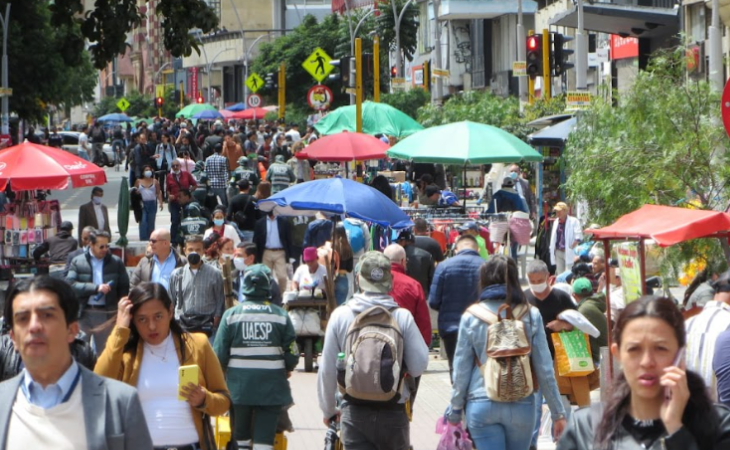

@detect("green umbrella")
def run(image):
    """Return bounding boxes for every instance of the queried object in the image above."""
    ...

[386,121,543,164]
[314,101,424,138]
[175,103,217,119]
[116,177,130,248]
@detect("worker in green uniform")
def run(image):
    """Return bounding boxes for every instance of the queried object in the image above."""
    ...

[214,264,299,450]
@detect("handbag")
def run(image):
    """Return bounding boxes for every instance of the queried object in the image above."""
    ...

[202,390,236,450]
[435,417,472,450]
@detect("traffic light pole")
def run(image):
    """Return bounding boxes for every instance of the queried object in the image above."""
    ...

[179,81,184,109]
[517,0,526,102]
[278,62,285,121]
[355,38,363,180]
[527,30,535,105]
[542,29,551,101]
[373,35,380,102]
[576,0,588,90]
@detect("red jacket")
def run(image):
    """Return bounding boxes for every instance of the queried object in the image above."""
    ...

[166,170,198,202]
[390,263,432,346]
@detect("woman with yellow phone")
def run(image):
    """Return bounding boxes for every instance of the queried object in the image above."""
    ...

[95,281,230,450]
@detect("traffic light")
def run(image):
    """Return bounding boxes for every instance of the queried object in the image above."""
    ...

[265,71,278,90]
[551,33,574,76]
[526,35,543,79]
[196,93,204,104]
[155,96,164,107]
[390,65,397,78]
[329,56,353,88]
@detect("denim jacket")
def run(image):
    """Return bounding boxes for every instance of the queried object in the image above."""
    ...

[450,285,566,420]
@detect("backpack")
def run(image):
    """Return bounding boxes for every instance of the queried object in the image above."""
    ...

[466,303,535,402]
[343,220,365,253]
[338,305,405,403]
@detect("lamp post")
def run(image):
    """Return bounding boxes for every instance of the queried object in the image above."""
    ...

[392,0,415,78]
[206,48,234,105]
[244,32,275,101]
[709,0,724,91]
[0,4,10,135]
[154,62,172,85]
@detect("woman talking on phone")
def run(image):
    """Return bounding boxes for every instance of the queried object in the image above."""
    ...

[557,296,730,450]
[95,281,230,450]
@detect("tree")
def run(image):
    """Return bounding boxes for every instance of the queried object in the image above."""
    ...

[381,89,429,119]
[50,0,218,69]
[376,0,419,63]
[4,0,96,122]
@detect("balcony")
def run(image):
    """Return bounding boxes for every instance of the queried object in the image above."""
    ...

[549,0,679,39]
[438,0,537,20]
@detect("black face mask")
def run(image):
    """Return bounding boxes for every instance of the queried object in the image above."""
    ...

[187,252,201,265]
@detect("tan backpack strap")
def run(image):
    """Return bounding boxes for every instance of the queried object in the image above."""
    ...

[511,304,531,320]
[466,304,498,325]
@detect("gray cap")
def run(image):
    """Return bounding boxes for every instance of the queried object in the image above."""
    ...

[356,251,393,294]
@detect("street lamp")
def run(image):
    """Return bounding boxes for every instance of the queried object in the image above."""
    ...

[154,62,172,85]
[392,0,415,77]
[205,48,234,105]
[0,4,10,135]
[244,32,276,100]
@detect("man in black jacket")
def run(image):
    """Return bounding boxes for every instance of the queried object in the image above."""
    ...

[33,221,78,265]
[66,231,130,355]
[227,179,256,242]
[253,213,293,292]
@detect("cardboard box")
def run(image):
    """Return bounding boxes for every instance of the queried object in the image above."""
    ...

[377,171,406,183]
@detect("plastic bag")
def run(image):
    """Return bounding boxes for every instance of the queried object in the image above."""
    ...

[435,418,472,450]
[551,330,595,377]
[289,308,324,335]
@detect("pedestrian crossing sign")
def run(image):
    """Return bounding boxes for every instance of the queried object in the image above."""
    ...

[302,48,334,83]
[116,98,130,112]
[246,73,264,93]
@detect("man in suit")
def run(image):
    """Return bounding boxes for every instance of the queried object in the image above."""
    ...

[0,276,151,449]
[253,212,293,292]
[77,187,111,241]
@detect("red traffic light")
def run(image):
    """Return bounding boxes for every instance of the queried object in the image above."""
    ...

[390,65,397,78]
[197,96,204,104]
[527,36,539,51]
[155,97,164,106]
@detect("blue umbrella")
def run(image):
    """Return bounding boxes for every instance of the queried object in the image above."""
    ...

[225,102,246,111]
[192,109,224,120]
[98,113,132,122]
[257,178,412,229]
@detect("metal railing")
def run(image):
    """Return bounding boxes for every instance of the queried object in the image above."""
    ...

[592,0,676,8]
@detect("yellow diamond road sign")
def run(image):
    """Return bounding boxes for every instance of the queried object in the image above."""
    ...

[116,98,130,112]
[302,47,334,83]
[246,73,264,93]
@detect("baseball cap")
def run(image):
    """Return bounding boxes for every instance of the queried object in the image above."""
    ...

[59,221,74,232]
[242,264,272,299]
[302,247,318,262]
[458,221,479,233]
[573,277,593,295]
[502,176,515,188]
[396,229,414,242]
[553,202,568,212]
[356,251,393,294]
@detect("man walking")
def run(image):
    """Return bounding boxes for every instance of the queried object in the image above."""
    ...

[232,243,282,305]
[33,221,78,265]
[428,235,483,376]
[412,218,444,264]
[167,158,198,246]
[396,230,435,298]
[253,212,293,292]
[549,202,582,273]
[266,154,296,194]
[228,180,257,242]
[78,187,111,239]
[384,244,432,346]
[0,276,152,449]
[169,235,225,337]
[66,231,130,355]
[129,228,187,290]
[205,142,231,208]
[317,252,429,450]
[507,163,537,219]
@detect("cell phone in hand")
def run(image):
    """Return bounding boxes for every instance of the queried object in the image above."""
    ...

[178,364,200,401]
[665,347,685,401]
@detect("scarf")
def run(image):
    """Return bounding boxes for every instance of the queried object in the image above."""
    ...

[478,283,524,305]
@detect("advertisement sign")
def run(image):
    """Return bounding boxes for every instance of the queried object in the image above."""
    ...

[566,91,592,109]
[191,67,198,99]
[513,61,527,77]
[610,35,639,60]
[617,242,643,304]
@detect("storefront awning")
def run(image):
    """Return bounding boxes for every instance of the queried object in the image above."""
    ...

[550,3,679,39]
[528,117,577,148]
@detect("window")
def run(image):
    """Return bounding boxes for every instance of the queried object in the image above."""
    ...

[419,1,433,54]
[206,0,221,21]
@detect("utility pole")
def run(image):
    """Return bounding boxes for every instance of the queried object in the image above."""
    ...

[278,62,286,121]
[0,4,10,135]
[517,0,526,101]
[373,35,380,102]
[576,0,588,90]
[355,38,363,180]
[179,81,184,109]
[432,0,443,104]
[709,0,724,91]
[542,29,551,100]
[392,0,415,78]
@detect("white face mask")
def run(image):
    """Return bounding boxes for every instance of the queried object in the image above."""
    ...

[529,282,548,294]
[233,257,247,271]
[92,196,103,205]
[144,171,153,178]
[223,253,233,260]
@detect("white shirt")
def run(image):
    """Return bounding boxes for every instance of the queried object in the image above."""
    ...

[292,263,327,290]
[265,217,283,249]
[137,333,198,446]
[285,129,301,143]
[79,132,89,151]
[93,203,105,231]
[685,300,730,401]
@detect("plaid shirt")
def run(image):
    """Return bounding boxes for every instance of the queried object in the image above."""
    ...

[205,153,229,188]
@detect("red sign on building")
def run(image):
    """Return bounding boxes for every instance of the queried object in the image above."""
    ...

[190,67,199,99]
[610,35,639,60]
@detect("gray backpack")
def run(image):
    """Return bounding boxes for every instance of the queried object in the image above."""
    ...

[338,305,405,403]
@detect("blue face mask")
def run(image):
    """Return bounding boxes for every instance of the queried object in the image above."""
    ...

[213,219,225,227]
[509,172,519,180]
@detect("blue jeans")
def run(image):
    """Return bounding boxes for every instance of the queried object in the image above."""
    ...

[210,187,228,208]
[466,396,536,450]
[140,200,157,241]
[334,274,349,305]
[169,201,182,245]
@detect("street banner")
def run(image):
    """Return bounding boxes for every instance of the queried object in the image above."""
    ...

[617,242,642,304]
[566,91,591,109]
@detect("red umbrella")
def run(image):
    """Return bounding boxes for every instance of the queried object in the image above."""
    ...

[298,131,389,161]
[0,141,107,191]
[231,107,270,120]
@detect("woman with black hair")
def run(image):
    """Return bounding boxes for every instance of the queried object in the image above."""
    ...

[369,174,395,202]
[95,281,230,450]
[447,255,566,450]
[557,296,730,450]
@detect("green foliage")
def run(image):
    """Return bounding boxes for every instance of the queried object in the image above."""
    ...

[381,89,430,119]
[416,90,521,129]
[564,45,729,226]
[252,14,348,118]
[94,89,188,119]
[376,0,419,63]
[52,0,218,69]
[5,0,96,122]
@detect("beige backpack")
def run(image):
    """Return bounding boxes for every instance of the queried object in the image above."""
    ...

[467,302,535,402]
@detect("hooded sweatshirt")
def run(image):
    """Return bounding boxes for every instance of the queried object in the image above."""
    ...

[317,292,430,419]
[577,293,608,365]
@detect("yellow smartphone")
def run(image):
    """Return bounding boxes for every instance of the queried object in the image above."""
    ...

[178,364,200,401]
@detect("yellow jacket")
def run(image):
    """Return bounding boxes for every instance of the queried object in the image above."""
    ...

[94,326,230,450]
